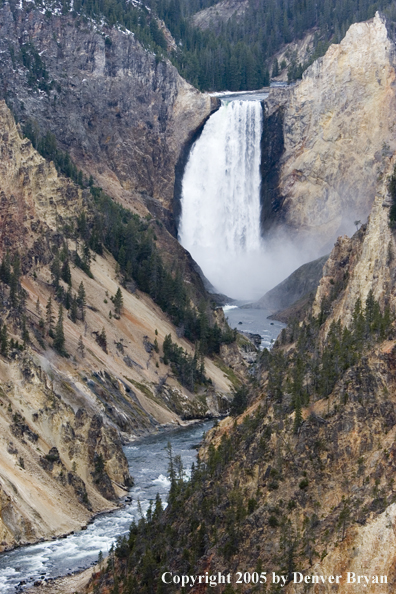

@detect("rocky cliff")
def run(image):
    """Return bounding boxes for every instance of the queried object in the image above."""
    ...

[313,157,395,335]
[0,2,217,221]
[264,12,396,258]
[191,0,249,32]
[249,254,329,315]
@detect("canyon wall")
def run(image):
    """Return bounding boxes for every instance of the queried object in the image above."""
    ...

[264,12,396,256]
[0,3,217,221]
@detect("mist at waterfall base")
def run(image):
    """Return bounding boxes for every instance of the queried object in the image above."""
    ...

[179,98,304,301]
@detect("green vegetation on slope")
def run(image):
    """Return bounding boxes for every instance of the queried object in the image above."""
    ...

[5,120,237,361]
[75,186,235,355]
[264,290,393,432]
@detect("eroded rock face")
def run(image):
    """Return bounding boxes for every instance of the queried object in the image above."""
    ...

[191,0,249,31]
[313,155,395,334]
[0,4,216,216]
[264,13,396,255]
[0,354,130,552]
[0,101,83,259]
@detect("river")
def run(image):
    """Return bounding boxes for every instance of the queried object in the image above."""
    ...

[0,420,214,593]
[223,305,285,350]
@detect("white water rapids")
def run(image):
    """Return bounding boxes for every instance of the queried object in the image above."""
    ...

[179,99,267,300]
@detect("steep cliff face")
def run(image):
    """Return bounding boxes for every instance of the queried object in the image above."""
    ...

[251,254,329,314]
[313,156,395,334]
[0,3,217,219]
[0,354,129,551]
[264,12,396,256]
[0,102,83,257]
[0,101,234,551]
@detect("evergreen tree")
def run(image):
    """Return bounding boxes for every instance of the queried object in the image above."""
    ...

[54,305,65,353]
[64,286,72,310]
[293,396,302,433]
[21,316,30,346]
[70,295,78,323]
[9,273,19,308]
[39,317,45,337]
[11,253,21,280]
[0,324,8,357]
[271,58,279,77]
[96,327,107,352]
[114,287,123,316]
[77,282,86,321]
[50,256,61,288]
[46,296,54,337]
[61,259,72,286]
[77,334,85,358]
[230,385,248,416]
[0,253,11,284]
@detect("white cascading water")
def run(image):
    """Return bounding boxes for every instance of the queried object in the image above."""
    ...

[179,99,266,299]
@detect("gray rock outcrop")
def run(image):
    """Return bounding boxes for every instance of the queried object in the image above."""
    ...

[0,5,217,218]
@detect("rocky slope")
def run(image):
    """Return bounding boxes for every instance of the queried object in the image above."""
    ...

[313,158,395,335]
[0,2,217,222]
[249,254,329,314]
[0,100,237,552]
[191,0,249,32]
[263,12,396,259]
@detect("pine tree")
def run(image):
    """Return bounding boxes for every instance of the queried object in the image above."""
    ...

[113,287,123,316]
[293,396,302,433]
[50,256,61,288]
[12,253,21,279]
[77,334,85,358]
[98,327,107,352]
[0,252,11,284]
[9,273,18,308]
[54,305,65,353]
[77,282,86,321]
[39,317,45,337]
[46,297,55,337]
[61,259,72,286]
[83,242,91,268]
[0,323,8,356]
[21,316,29,346]
[70,295,78,323]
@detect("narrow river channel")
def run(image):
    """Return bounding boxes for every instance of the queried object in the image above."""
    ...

[0,420,214,593]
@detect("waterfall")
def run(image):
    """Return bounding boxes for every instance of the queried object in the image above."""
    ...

[178,99,266,300]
